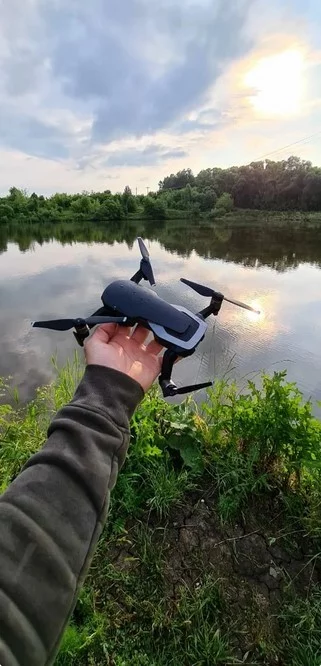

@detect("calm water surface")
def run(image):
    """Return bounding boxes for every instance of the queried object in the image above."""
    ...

[0,221,321,407]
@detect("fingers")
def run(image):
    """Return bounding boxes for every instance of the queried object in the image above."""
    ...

[116,325,132,339]
[130,325,149,345]
[88,323,118,344]
[146,338,164,355]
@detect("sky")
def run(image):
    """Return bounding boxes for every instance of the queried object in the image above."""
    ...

[0,0,320,195]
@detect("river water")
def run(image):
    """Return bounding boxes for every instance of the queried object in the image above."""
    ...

[0,220,320,406]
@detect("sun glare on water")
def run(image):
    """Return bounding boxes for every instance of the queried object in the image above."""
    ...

[246,301,264,323]
[245,49,304,116]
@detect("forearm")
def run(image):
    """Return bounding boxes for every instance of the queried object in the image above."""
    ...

[0,365,143,666]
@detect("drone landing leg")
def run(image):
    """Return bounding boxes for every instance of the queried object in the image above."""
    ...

[159,349,212,398]
[159,349,178,397]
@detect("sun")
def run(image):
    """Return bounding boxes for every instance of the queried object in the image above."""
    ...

[245,50,304,116]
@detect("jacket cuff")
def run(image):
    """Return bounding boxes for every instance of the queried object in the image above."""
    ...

[71,365,144,428]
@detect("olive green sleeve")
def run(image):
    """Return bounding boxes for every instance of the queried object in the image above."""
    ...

[0,365,143,666]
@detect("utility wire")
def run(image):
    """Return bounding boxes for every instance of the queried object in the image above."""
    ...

[253,129,321,162]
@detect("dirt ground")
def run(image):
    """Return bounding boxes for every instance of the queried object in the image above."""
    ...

[101,487,320,665]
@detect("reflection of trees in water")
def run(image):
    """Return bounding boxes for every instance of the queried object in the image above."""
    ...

[0,230,8,255]
[146,221,321,272]
[1,220,321,271]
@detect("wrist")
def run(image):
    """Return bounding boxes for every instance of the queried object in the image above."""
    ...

[73,365,144,426]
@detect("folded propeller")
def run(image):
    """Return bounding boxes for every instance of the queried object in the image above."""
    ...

[180,278,260,314]
[32,316,127,331]
[137,237,156,286]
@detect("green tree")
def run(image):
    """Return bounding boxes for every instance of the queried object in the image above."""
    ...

[159,168,195,191]
[143,197,167,219]
[8,187,27,212]
[70,196,94,214]
[50,193,72,210]
[215,192,234,214]
[122,186,137,213]
[94,198,123,221]
[0,203,14,223]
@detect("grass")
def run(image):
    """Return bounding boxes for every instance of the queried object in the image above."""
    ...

[1,361,321,664]
[216,209,321,228]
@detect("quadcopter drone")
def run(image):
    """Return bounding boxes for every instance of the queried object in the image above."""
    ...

[32,238,259,398]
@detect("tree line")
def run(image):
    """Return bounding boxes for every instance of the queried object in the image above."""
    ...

[0,155,320,224]
[0,186,138,224]
[158,156,321,212]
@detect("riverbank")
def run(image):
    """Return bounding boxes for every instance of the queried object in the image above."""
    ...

[1,362,321,664]
[154,208,321,226]
[2,205,321,228]
[211,209,321,228]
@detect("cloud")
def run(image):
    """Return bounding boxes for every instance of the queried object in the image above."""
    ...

[0,0,253,161]
[0,107,69,159]
[0,0,320,193]
[49,0,252,143]
[104,144,187,167]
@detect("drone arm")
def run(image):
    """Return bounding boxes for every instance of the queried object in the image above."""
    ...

[131,268,144,284]
[86,307,108,327]
[73,307,119,347]
[198,294,224,319]
[131,255,156,286]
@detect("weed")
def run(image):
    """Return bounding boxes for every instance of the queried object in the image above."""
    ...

[145,458,196,519]
[1,362,321,664]
[278,588,321,666]
[169,577,232,665]
[201,371,321,521]
[55,588,105,666]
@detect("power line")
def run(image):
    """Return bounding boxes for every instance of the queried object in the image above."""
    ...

[253,129,321,162]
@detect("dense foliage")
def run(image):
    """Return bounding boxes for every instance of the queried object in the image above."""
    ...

[1,156,321,226]
[1,362,321,664]
[159,156,321,212]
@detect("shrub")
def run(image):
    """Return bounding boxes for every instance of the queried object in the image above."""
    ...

[143,197,167,219]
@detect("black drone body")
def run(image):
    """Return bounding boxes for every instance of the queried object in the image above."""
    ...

[33,238,259,397]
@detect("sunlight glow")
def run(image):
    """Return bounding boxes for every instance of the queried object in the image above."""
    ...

[245,50,304,116]
[246,301,264,323]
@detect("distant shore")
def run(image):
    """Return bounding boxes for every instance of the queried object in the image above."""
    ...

[130,208,321,227]
[1,207,321,228]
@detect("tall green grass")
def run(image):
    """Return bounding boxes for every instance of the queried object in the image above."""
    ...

[1,361,321,664]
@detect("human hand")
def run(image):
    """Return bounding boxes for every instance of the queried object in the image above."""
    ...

[84,324,164,392]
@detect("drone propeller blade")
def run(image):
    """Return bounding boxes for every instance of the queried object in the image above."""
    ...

[137,237,156,286]
[180,278,215,298]
[32,319,78,331]
[32,316,126,331]
[175,381,213,395]
[180,278,260,314]
[223,297,260,314]
[138,237,149,259]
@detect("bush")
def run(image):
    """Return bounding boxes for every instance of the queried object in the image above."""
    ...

[0,204,14,222]
[143,197,167,219]
[201,371,321,519]
[215,192,234,215]
[94,198,124,221]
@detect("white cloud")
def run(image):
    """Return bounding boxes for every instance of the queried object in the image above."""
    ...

[0,0,320,193]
